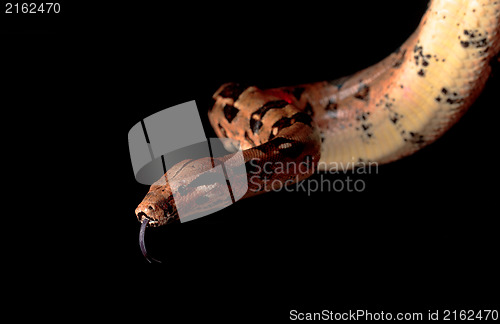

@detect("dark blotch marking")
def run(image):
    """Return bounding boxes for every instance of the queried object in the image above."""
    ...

[245,132,256,147]
[413,42,430,74]
[282,87,305,101]
[291,87,305,100]
[475,38,487,48]
[268,113,313,141]
[250,100,289,134]
[461,29,489,51]
[304,102,314,117]
[218,83,245,101]
[250,118,264,135]
[165,202,174,216]
[354,84,370,102]
[392,49,407,68]
[446,97,464,104]
[291,112,313,127]
[223,104,239,123]
[257,137,304,159]
[356,111,371,122]
[409,132,425,145]
[276,138,305,159]
[439,87,464,105]
[268,118,293,141]
[325,98,338,111]
[253,100,289,118]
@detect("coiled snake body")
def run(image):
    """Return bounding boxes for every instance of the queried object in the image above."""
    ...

[135,0,500,261]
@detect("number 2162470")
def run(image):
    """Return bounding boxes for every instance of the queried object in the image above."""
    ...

[5,3,60,14]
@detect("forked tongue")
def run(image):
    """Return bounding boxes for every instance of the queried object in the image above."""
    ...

[139,218,162,263]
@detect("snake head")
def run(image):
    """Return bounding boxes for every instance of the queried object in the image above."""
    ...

[135,182,178,227]
[136,157,242,227]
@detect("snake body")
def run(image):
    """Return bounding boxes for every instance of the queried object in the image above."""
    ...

[135,0,500,231]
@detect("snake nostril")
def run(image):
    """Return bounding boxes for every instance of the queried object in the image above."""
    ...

[137,211,147,220]
[148,205,154,211]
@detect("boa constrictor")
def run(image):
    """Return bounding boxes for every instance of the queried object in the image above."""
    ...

[135,0,500,262]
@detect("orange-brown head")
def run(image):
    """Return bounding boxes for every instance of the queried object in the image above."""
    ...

[135,183,178,227]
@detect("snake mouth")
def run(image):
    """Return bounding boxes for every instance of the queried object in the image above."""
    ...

[137,212,162,227]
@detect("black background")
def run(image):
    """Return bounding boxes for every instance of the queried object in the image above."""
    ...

[2,0,499,319]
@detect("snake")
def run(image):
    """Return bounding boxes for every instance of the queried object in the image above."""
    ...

[134,0,500,262]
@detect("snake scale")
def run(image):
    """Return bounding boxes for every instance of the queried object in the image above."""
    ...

[135,0,500,262]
